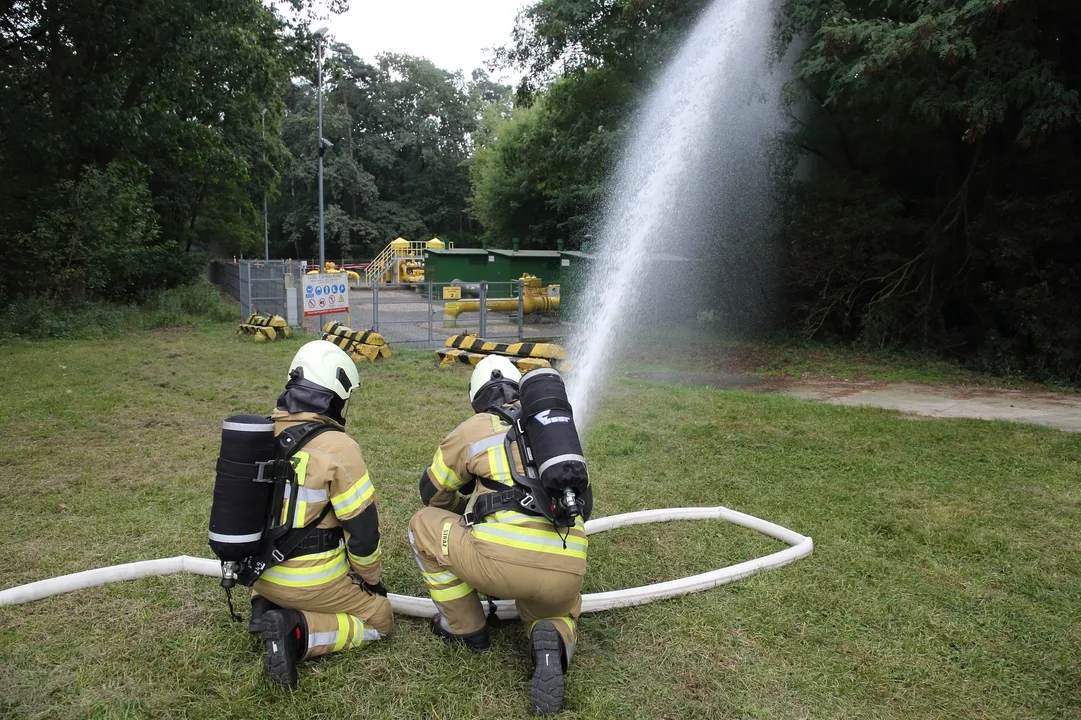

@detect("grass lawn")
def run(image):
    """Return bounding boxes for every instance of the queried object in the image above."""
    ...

[1,323,1079,719]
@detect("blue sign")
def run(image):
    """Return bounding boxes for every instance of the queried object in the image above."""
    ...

[315,286,322,296]
[305,285,314,296]
[323,285,331,295]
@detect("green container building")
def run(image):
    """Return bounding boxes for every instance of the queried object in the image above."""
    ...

[486,250,563,295]
[422,249,491,286]
[557,251,596,321]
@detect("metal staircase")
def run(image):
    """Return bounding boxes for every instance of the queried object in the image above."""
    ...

[364,240,448,285]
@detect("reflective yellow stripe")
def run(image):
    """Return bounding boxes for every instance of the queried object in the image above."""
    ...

[441,521,452,556]
[260,549,349,587]
[281,451,312,527]
[294,452,310,528]
[333,613,350,652]
[430,448,461,490]
[430,582,475,602]
[331,472,374,516]
[348,540,381,567]
[490,509,555,525]
[487,447,513,486]
[472,523,588,559]
[531,617,576,634]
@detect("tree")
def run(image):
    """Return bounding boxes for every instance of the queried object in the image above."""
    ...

[778,0,1081,379]
[0,0,312,301]
[268,46,505,261]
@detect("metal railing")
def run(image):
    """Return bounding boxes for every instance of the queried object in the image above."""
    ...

[209,266,569,347]
[356,281,566,348]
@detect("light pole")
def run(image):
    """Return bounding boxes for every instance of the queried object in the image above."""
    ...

[314,26,329,271]
[261,107,268,261]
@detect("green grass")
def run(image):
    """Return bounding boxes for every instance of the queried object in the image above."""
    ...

[1,326,1079,719]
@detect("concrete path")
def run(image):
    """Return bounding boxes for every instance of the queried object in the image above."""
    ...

[779,381,1081,432]
[627,371,1081,432]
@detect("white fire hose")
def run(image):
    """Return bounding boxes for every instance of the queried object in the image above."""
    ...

[0,507,813,616]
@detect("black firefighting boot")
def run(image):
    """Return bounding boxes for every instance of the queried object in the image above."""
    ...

[249,595,281,633]
[529,621,567,716]
[429,612,491,652]
[261,609,306,689]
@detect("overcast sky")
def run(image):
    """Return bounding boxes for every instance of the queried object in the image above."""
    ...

[317,0,531,84]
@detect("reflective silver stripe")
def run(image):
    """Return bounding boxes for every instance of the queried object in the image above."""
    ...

[362,628,385,643]
[208,530,262,543]
[422,571,458,585]
[474,523,587,550]
[469,433,507,459]
[523,367,561,380]
[221,421,275,433]
[283,486,328,502]
[307,630,338,649]
[536,453,587,476]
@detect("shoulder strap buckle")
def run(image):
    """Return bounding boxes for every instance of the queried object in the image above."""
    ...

[462,510,478,527]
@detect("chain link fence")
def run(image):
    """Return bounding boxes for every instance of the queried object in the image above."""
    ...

[208,264,571,349]
[208,260,308,322]
[354,281,567,349]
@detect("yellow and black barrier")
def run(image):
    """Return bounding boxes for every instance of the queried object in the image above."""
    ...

[320,322,391,362]
[238,313,291,342]
[436,348,551,373]
[323,321,386,347]
[444,335,566,361]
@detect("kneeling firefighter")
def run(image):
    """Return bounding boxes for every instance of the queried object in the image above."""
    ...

[409,355,592,716]
[207,340,392,689]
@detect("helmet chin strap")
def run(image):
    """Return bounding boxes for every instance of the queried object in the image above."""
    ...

[471,382,520,414]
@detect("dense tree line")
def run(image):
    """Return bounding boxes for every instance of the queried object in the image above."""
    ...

[268,46,510,262]
[778,0,1080,380]
[475,0,1080,380]
[0,0,503,302]
[2,0,1077,380]
[0,0,313,302]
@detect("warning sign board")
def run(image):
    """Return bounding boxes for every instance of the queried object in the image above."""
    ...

[302,273,350,317]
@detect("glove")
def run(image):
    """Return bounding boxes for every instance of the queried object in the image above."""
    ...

[362,580,388,597]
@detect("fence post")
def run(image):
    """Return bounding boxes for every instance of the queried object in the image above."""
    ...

[372,281,379,332]
[244,261,253,319]
[479,281,487,339]
[427,281,433,344]
[517,279,524,342]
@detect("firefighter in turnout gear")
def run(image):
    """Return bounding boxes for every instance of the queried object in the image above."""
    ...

[409,355,592,715]
[252,340,393,688]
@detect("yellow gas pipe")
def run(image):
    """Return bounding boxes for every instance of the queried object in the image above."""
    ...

[443,295,560,328]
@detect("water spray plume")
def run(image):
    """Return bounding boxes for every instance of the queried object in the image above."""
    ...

[566,0,785,428]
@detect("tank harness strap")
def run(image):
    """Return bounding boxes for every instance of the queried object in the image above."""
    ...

[214,456,289,483]
[462,487,542,527]
[284,525,343,559]
[268,503,334,564]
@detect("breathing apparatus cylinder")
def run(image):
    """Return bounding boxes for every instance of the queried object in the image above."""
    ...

[208,415,278,563]
[518,369,589,509]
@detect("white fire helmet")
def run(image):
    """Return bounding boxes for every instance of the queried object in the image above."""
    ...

[468,355,521,403]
